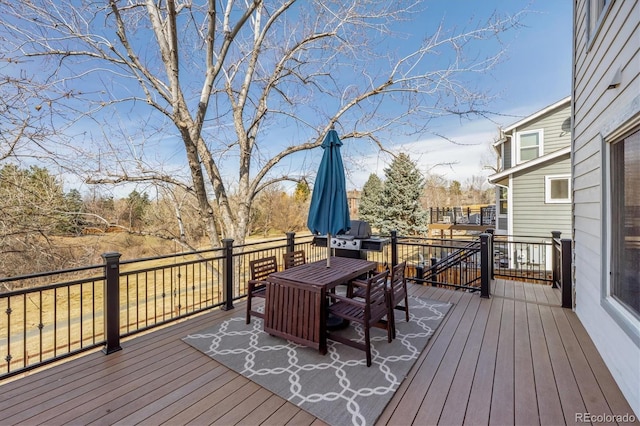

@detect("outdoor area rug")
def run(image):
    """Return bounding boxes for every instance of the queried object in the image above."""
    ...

[183,295,451,426]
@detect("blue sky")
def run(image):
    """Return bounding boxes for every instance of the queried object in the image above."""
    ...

[3,1,573,197]
[341,0,573,190]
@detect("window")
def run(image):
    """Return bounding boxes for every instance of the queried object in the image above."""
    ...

[545,175,571,203]
[610,129,640,319]
[498,186,508,214]
[516,130,543,163]
[587,0,614,46]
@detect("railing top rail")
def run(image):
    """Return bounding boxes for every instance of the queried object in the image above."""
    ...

[0,263,104,284]
[396,236,477,244]
[119,246,225,265]
[0,273,107,297]
[425,241,482,275]
[232,236,289,249]
[493,234,555,242]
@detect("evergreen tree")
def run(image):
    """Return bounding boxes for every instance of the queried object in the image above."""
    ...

[0,165,68,234]
[379,153,428,236]
[125,190,151,230]
[293,181,310,203]
[357,174,384,231]
[60,189,86,235]
[449,180,463,206]
[0,165,81,274]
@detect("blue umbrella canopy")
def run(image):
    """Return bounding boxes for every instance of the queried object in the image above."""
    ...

[307,129,351,246]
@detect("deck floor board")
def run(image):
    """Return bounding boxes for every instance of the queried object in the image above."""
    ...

[538,305,588,423]
[0,280,634,426]
[513,300,539,425]
[490,298,515,425]
[437,296,492,425]
[462,296,503,425]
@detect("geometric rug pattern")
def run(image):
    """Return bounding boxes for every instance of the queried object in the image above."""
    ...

[183,296,451,426]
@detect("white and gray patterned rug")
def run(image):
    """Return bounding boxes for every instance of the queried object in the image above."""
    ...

[183,295,451,426]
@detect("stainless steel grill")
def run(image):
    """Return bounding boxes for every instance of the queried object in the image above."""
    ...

[313,220,388,257]
[330,235,361,250]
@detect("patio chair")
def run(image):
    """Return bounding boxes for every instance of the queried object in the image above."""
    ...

[387,262,410,339]
[283,250,306,269]
[454,207,469,224]
[246,256,278,324]
[326,270,392,367]
[347,262,409,339]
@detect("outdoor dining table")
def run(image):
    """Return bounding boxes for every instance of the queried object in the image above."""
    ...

[264,256,378,354]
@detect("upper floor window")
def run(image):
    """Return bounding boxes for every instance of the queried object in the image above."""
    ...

[587,0,614,46]
[516,129,543,163]
[545,175,571,203]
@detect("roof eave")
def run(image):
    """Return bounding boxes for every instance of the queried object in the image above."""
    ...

[487,146,571,184]
[503,96,571,133]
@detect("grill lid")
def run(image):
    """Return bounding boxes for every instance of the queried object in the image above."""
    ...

[344,220,371,239]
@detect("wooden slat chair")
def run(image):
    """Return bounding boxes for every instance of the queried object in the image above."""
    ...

[283,250,306,270]
[388,261,410,339]
[246,256,278,324]
[326,270,392,367]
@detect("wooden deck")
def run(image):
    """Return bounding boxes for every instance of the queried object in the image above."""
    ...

[0,280,636,425]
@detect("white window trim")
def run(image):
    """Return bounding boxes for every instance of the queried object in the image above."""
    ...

[601,121,640,345]
[545,174,572,203]
[515,129,544,164]
[587,0,615,51]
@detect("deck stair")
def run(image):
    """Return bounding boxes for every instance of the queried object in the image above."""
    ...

[420,240,482,289]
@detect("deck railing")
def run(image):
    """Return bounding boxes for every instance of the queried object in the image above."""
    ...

[0,229,571,379]
[551,231,573,308]
[429,206,496,225]
[394,234,484,292]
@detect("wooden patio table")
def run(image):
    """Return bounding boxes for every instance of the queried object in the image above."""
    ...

[264,256,377,354]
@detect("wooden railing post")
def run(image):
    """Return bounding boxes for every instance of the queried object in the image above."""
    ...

[430,257,438,287]
[415,262,424,282]
[486,229,495,279]
[560,238,572,309]
[551,231,572,309]
[480,233,492,298]
[102,252,122,355]
[286,232,296,253]
[391,230,398,268]
[221,239,234,311]
[551,231,562,289]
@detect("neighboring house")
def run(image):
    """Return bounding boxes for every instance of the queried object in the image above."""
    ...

[572,0,639,417]
[488,97,572,240]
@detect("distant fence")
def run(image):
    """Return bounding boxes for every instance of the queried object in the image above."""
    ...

[429,206,496,226]
[0,229,571,379]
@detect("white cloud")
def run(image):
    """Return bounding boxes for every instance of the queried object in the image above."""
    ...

[343,121,499,190]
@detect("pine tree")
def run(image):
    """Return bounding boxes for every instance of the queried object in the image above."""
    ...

[293,181,310,203]
[379,153,429,236]
[357,174,384,231]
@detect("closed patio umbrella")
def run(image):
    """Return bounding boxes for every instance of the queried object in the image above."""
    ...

[307,129,351,267]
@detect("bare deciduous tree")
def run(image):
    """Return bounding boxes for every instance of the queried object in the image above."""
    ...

[1,0,523,247]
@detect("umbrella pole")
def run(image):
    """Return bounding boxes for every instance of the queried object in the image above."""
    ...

[327,233,331,267]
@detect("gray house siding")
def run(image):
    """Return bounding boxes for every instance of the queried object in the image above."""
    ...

[511,156,572,238]
[490,98,572,239]
[503,140,512,169]
[572,0,640,416]
[514,103,571,157]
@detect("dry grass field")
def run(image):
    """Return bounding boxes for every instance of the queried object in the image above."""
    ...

[1,231,312,375]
